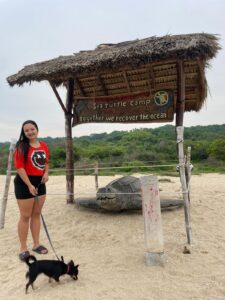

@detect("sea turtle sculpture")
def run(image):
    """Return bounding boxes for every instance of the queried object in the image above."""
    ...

[76,175,183,211]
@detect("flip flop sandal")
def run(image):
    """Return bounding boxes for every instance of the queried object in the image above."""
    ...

[32,245,48,254]
[19,251,30,262]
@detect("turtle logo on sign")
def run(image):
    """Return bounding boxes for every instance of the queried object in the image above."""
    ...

[154,91,169,106]
[31,150,46,170]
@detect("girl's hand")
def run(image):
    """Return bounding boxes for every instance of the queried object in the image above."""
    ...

[41,172,49,184]
[28,184,37,196]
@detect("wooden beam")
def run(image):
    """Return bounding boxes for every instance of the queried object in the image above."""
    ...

[49,81,68,114]
[74,89,151,100]
[122,71,131,93]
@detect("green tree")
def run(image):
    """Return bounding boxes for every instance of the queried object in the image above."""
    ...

[209,139,225,161]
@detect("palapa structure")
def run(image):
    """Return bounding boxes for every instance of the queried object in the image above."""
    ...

[7,33,220,244]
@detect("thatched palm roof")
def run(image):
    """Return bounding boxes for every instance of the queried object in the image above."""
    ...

[7,33,220,112]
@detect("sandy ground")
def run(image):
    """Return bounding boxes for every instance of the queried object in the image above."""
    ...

[0,173,225,300]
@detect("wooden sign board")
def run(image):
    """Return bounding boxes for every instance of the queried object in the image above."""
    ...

[73,91,174,126]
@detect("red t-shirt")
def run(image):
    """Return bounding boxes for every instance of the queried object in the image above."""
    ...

[14,141,49,176]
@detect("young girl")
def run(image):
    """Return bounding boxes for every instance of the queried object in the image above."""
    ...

[14,120,49,261]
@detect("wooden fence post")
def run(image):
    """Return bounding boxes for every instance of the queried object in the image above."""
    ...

[0,139,16,229]
[94,161,99,190]
[185,146,192,203]
[140,175,165,266]
[176,127,192,245]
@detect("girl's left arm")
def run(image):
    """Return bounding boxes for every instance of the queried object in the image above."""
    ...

[41,143,49,183]
[41,164,49,183]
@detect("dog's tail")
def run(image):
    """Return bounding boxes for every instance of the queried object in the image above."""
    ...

[24,255,37,267]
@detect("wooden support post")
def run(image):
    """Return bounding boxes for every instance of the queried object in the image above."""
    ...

[176,60,185,127]
[185,146,192,203]
[94,161,99,190]
[65,79,75,204]
[49,80,75,203]
[140,176,165,266]
[49,81,67,114]
[0,140,16,229]
[175,60,192,247]
[177,127,192,245]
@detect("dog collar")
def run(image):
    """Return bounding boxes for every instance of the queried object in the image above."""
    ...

[67,265,70,274]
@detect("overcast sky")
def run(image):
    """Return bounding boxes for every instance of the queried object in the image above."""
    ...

[0,0,224,142]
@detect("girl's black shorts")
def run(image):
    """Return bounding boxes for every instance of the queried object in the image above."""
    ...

[14,174,46,200]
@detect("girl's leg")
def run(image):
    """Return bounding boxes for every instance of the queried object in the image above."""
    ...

[17,199,34,253]
[30,195,47,253]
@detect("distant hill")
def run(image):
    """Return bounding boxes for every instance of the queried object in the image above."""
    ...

[1,124,225,174]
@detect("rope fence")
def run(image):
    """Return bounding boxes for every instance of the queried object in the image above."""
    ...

[2,161,181,200]
[2,162,184,199]
[5,162,178,174]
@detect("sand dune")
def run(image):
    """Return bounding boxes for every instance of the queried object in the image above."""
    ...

[0,174,225,300]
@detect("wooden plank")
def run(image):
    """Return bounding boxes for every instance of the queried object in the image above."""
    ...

[129,80,149,88]
[73,89,153,100]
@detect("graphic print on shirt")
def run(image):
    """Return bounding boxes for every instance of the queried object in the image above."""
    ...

[31,150,46,170]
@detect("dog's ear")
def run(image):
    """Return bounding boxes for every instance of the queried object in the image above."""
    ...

[75,264,79,268]
[68,260,75,266]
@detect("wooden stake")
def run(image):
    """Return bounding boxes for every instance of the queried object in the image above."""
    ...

[140,176,165,266]
[0,140,16,229]
[94,161,99,190]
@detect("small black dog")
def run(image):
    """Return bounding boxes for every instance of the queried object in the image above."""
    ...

[25,255,79,293]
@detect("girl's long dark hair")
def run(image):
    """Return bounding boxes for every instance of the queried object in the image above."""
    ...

[16,120,39,162]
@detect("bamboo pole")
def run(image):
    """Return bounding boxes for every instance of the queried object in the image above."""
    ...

[140,176,165,266]
[185,146,192,203]
[0,139,16,229]
[65,79,75,204]
[176,127,192,245]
